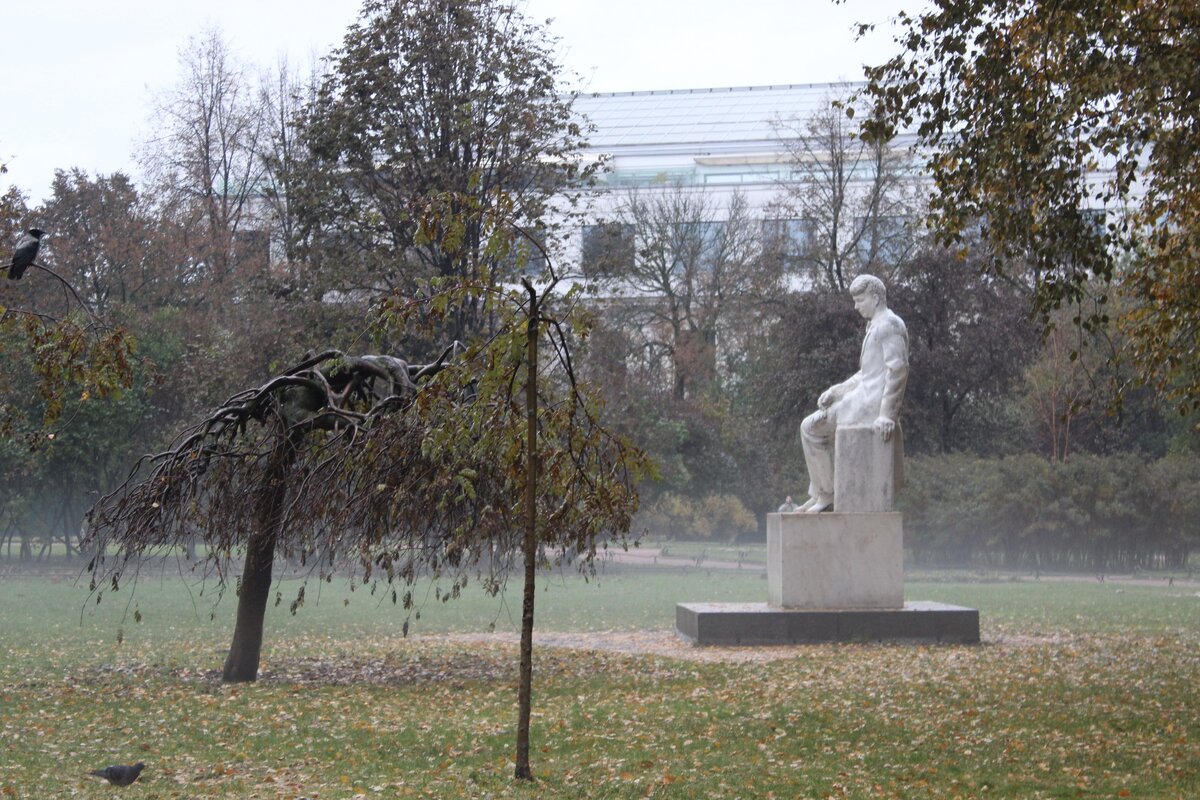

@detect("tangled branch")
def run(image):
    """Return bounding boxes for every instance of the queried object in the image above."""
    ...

[83,342,466,588]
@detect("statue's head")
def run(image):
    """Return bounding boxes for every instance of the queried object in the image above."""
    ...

[848,274,886,304]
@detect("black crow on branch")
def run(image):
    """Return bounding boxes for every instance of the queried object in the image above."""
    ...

[88,762,145,786]
[8,228,45,280]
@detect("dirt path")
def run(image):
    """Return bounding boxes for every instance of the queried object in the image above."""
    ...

[601,547,762,572]
[431,628,1087,664]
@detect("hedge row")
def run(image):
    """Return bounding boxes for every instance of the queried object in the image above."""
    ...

[898,453,1200,571]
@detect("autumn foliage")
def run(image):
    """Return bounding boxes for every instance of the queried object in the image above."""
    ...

[861,0,1200,415]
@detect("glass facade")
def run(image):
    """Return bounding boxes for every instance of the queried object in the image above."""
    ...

[573,83,908,191]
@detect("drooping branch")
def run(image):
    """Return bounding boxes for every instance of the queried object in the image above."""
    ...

[82,343,466,589]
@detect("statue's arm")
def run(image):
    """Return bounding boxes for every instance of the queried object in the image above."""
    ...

[877,328,909,422]
[819,372,860,409]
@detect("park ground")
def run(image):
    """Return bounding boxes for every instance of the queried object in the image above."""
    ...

[0,548,1197,799]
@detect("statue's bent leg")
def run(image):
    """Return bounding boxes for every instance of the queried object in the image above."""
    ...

[801,410,836,511]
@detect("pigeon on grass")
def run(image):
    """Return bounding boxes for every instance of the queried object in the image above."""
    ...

[8,228,45,280]
[88,762,145,786]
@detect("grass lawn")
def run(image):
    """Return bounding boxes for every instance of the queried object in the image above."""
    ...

[0,561,1197,798]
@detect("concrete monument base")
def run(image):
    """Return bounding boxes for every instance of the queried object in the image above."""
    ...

[676,512,980,646]
[676,601,980,645]
[768,512,903,608]
[834,425,902,512]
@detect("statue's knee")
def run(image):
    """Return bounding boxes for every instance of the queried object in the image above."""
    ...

[802,411,830,438]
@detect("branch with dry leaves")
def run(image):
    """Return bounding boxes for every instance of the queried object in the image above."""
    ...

[82,342,467,584]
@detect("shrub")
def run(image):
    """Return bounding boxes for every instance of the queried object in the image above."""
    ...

[637,492,757,543]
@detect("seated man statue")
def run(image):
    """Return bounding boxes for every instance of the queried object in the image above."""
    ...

[799,274,908,513]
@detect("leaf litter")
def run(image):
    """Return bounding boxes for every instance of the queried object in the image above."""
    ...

[2,623,1198,798]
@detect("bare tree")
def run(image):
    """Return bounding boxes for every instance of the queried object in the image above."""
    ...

[258,55,322,269]
[141,27,267,284]
[597,186,779,401]
[770,91,917,290]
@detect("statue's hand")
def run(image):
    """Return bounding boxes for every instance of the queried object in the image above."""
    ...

[873,417,895,442]
[818,389,834,409]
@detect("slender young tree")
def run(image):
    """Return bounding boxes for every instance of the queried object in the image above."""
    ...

[366,207,652,781]
[515,277,539,780]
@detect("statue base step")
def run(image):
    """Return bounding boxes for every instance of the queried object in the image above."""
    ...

[676,601,980,646]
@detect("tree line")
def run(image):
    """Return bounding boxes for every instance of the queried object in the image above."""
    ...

[902,453,1199,571]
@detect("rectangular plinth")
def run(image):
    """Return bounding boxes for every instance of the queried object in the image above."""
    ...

[676,601,980,645]
[768,512,903,608]
[834,425,900,512]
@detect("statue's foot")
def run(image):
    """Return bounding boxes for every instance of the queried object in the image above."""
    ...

[804,495,833,513]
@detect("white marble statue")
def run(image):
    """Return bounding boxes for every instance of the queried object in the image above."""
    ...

[799,274,908,513]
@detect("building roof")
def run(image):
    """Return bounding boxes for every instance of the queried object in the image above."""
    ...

[574,83,859,150]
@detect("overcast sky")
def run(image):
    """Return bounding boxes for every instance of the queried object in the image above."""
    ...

[1,0,911,205]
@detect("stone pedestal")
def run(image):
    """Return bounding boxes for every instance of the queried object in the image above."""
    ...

[767,512,903,608]
[834,425,900,512]
[676,511,980,646]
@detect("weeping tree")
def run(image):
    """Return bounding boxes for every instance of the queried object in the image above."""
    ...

[83,194,651,781]
[84,342,465,682]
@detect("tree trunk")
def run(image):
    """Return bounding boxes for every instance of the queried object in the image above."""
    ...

[515,285,538,782]
[222,431,299,683]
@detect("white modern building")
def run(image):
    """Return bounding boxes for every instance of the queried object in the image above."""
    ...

[576,82,861,200]
[562,81,923,280]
